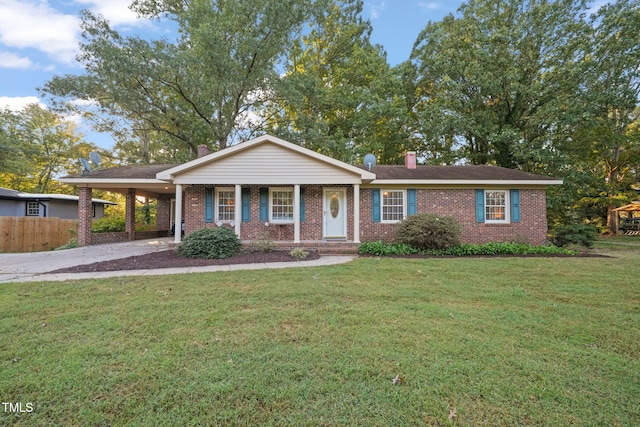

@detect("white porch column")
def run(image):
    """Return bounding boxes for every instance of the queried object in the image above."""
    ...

[293,184,301,243]
[353,184,360,243]
[235,184,242,237]
[174,184,183,244]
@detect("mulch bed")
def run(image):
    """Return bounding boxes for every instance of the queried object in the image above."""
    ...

[48,249,321,274]
[48,248,606,274]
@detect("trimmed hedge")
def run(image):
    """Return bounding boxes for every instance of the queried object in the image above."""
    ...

[358,241,577,257]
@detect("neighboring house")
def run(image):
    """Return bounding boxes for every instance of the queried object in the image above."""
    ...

[60,135,562,247]
[0,187,115,220]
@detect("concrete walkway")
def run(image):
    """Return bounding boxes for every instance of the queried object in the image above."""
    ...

[0,238,356,283]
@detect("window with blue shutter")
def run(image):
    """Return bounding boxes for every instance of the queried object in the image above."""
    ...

[407,189,417,216]
[510,189,520,223]
[300,187,306,222]
[241,188,250,222]
[205,187,214,222]
[371,189,381,222]
[475,189,485,222]
[259,188,268,222]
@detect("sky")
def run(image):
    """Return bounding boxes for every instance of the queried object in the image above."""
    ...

[0,0,466,150]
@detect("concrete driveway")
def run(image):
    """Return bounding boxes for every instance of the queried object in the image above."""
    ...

[0,238,173,282]
[0,238,356,283]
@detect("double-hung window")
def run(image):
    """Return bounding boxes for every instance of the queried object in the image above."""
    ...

[270,188,294,223]
[476,189,520,224]
[216,188,235,221]
[381,190,406,223]
[485,190,508,223]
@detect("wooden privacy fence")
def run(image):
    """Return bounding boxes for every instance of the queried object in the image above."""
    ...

[0,217,78,253]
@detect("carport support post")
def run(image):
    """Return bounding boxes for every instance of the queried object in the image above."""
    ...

[78,186,93,247]
[125,188,136,241]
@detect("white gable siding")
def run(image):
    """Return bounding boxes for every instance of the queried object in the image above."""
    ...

[172,142,362,185]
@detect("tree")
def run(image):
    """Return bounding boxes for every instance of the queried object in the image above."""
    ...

[264,0,409,164]
[580,0,640,233]
[410,0,590,168]
[0,104,98,193]
[43,0,314,157]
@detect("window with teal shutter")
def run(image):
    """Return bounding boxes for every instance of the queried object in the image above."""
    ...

[300,187,306,222]
[407,189,417,216]
[259,188,268,222]
[241,188,250,222]
[371,189,381,222]
[475,189,485,222]
[510,189,520,222]
[205,188,214,222]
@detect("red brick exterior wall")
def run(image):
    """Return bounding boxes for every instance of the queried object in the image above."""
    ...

[183,185,354,241]
[125,188,136,240]
[360,188,549,245]
[156,194,172,231]
[181,185,549,245]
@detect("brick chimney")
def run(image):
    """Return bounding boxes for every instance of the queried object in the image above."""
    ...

[405,151,417,169]
[197,144,211,158]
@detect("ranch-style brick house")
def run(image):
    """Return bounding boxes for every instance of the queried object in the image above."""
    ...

[60,134,563,249]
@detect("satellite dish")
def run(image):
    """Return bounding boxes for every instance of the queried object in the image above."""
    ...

[363,153,377,171]
[80,158,91,175]
[89,151,102,167]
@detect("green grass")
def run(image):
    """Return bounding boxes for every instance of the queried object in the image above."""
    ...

[1,239,639,426]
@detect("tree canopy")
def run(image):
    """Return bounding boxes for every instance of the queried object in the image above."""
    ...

[38,0,640,232]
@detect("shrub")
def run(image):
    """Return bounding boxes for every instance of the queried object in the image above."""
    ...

[289,248,309,259]
[251,231,276,253]
[55,238,78,250]
[177,227,241,259]
[358,241,420,256]
[396,214,461,251]
[358,241,577,257]
[92,216,125,233]
[551,223,598,248]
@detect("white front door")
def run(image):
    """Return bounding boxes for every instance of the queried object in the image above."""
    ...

[323,188,347,239]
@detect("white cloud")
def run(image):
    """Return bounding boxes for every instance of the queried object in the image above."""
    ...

[0,0,80,64]
[75,0,147,26]
[0,51,33,69]
[370,1,385,20]
[0,96,47,111]
[417,1,442,11]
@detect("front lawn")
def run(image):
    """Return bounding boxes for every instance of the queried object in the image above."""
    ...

[1,240,638,426]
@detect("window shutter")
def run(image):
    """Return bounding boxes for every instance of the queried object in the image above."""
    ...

[475,189,485,222]
[259,188,268,222]
[205,188,214,223]
[407,189,417,216]
[300,187,306,222]
[372,189,381,222]
[241,188,251,222]
[510,189,520,223]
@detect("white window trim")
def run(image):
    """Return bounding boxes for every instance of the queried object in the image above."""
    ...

[26,201,40,216]
[269,187,294,224]
[485,189,510,224]
[215,187,235,222]
[381,189,407,224]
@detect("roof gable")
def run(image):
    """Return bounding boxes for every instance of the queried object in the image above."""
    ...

[157,135,376,185]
